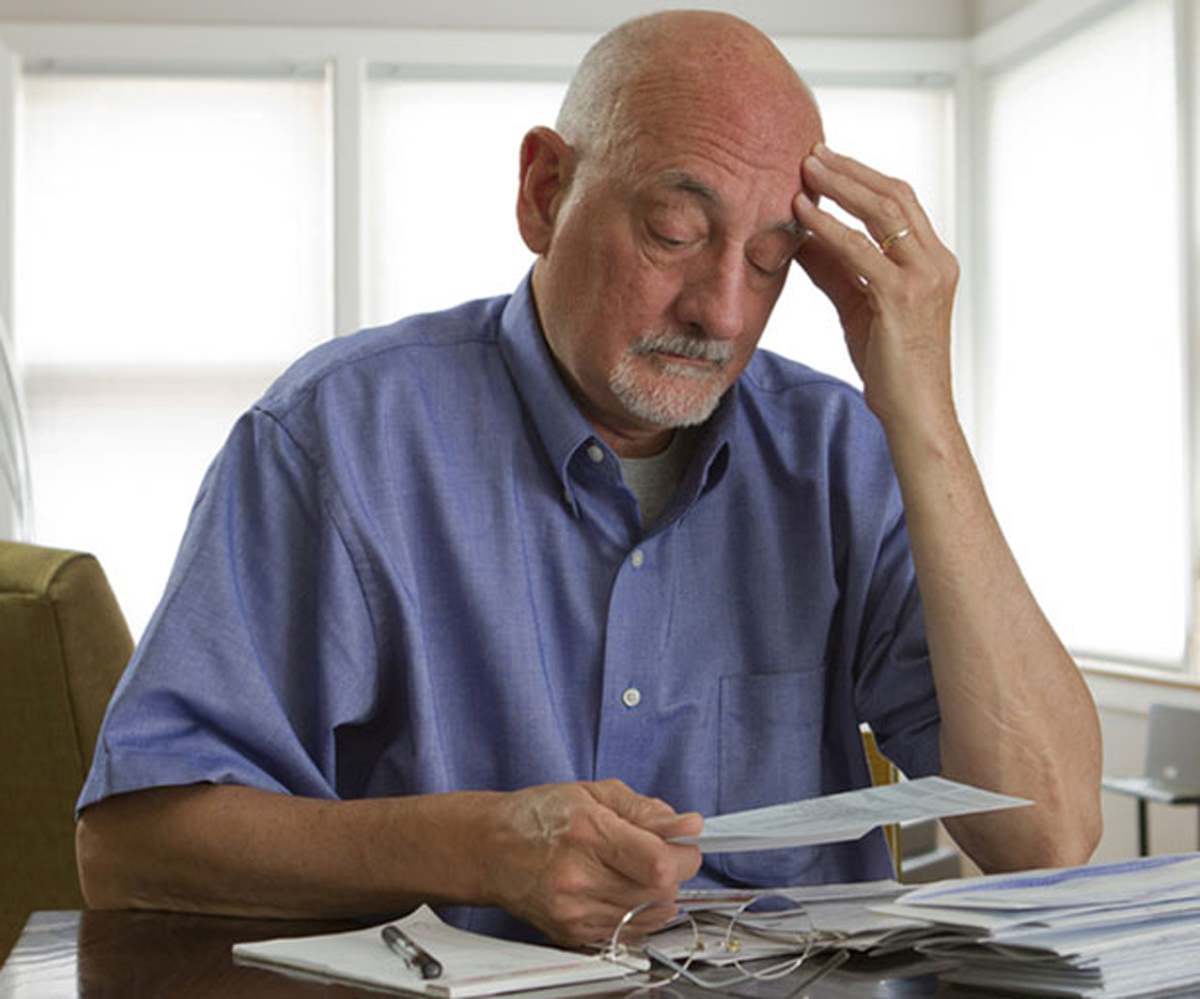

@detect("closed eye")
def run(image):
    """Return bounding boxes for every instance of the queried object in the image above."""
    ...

[747,228,807,277]
[749,255,791,278]
[649,226,692,249]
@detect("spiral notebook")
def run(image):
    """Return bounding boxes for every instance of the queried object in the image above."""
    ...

[233,904,649,997]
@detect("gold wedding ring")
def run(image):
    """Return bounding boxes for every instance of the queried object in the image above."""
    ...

[879,226,912,252]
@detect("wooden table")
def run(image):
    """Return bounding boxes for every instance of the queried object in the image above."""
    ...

[0,910,971,998]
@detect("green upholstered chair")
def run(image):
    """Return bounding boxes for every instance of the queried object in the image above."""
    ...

[0,541,133,961]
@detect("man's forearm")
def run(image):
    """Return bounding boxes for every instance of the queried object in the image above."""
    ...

[883,410,1103,871]
[76,783,492,918]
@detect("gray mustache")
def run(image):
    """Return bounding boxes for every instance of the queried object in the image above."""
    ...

[630,332,734,365]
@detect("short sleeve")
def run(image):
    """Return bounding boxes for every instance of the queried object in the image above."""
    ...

[78,406,379,811]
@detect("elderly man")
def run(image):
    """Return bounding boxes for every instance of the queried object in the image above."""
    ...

[76,10,1101,947]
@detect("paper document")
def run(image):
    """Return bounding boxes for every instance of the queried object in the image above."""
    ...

[898,852,1200,911]
[233,904,648,997]
[672,777,1030,853]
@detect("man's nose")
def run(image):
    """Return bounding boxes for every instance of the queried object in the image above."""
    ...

[676,243,745,341]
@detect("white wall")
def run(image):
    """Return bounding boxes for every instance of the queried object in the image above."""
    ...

[972,0,1040,30]
[0,0,1033,39]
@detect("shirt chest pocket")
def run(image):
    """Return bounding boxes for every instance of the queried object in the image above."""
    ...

[711,669,827,886]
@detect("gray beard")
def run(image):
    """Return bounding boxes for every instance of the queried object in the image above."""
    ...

[608,332,733,427]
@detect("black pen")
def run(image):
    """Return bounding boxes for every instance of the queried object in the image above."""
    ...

[381,924,444,980]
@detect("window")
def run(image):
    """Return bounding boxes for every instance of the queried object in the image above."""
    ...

[363,75,567,326]
[16,69,331,635]
[977,0,1186,667]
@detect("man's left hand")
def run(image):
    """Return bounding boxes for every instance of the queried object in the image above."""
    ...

[792,143,960,436]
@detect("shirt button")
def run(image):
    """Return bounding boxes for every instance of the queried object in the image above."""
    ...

[622,687,642,708]
[631,548,645,569]
[586,443,605,463]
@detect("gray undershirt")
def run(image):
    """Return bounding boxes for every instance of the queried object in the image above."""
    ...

[619,429,696,530]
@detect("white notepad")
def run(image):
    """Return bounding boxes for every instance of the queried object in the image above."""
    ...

[233,904,649,997]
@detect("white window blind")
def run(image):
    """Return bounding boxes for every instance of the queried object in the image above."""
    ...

[363,76,567,327]
[17,70,331,636]
[18,72,330,366]
[979,0,1186,666]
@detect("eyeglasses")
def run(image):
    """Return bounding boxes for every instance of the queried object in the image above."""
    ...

[599,894,850,994]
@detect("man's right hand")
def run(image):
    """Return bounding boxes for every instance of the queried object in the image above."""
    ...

[78,779,702,949]
[481,780,703,947]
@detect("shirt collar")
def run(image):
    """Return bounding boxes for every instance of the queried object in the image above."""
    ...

[498,274,599,513]
[498,271,736,514]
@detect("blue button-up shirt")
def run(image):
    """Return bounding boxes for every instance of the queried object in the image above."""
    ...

[80,276,939,939]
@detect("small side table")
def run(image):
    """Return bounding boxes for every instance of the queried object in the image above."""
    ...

[1102,776,1200,857]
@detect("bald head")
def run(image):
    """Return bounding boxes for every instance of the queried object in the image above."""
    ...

[517,11,825,455]
[556,11,821,167]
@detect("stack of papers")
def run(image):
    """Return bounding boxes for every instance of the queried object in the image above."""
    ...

[647,881,932,964]
[878,853,1200,997]
[649,853,1200,998]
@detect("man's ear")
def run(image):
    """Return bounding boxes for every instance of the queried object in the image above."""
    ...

[516,126,575,255]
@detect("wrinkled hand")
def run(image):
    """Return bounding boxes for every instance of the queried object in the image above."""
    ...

[792,143,960,434]
[482,780,703,948]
